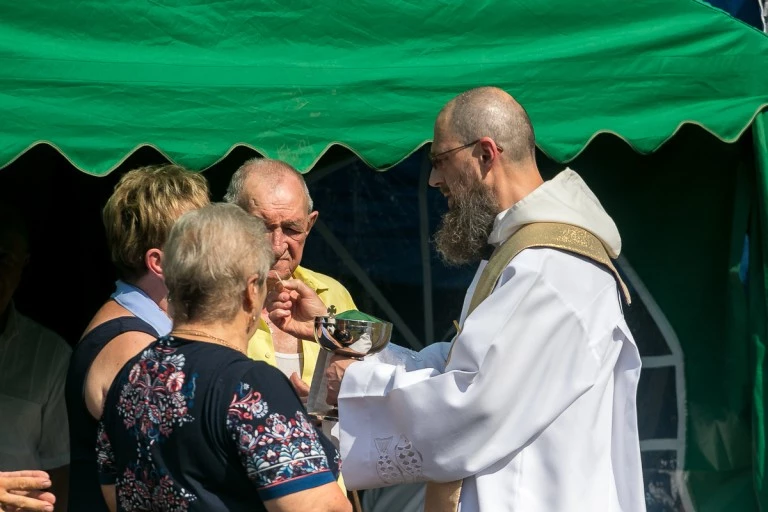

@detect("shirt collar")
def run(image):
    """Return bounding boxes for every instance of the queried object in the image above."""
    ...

[292,265,329,294]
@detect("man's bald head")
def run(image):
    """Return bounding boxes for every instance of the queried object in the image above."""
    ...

[224,158,313,214]
[437,87,535,163]
[224,157,318,280]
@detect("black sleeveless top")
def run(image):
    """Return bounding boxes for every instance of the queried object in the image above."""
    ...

[65,317,158,512]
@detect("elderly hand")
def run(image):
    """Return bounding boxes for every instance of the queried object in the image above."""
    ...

[289,372,310,405]
[0,471,55,512]
[325,355,360,406]
[266,279,328,340]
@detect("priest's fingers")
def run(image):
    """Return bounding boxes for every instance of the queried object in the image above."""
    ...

[265,288,293,306]
[329,355,359,367]
[325,379,340,406]
[268,308,291,320]
[275,281,327,313]
[325,357,358,406]
[325,363,339,405]
[273,279,306,294]
[267,315,288,335]
[264,288,282,304]
[266,298,294,313]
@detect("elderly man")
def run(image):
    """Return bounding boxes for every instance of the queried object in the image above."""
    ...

[224,158,357,394]
[268,87,646,512]
[0,202,71,511]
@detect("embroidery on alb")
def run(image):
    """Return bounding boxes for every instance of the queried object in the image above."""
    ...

[374,434,423,484]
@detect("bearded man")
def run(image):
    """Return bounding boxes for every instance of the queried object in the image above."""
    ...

[269,87,646,512]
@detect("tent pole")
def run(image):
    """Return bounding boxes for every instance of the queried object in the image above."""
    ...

[419,152,435,344]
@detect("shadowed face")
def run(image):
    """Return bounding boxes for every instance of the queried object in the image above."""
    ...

[0,227,27,318]
[243,174,318,281]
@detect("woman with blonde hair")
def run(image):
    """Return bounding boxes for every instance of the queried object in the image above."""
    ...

[96,203,349,512]
[65,165,210,511]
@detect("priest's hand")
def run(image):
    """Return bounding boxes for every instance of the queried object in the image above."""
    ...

[325,355,359,406]
[266,279,327,340]
[0,471,56,512]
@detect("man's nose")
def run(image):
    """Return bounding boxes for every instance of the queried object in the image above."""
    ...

[428,166,442,188]
[270,230,287,254]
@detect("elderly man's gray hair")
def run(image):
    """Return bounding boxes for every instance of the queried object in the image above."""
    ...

[164,203,273,324]
[224,158,314,214]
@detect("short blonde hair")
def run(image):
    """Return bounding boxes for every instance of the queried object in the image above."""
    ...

[103,165,210,280]
[164,203,273,324]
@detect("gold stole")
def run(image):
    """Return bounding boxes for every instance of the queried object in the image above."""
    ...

[423,222,631,512]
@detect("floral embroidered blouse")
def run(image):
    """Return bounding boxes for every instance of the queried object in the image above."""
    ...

[96,335,340,511]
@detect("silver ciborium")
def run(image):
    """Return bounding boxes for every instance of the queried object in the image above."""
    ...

[313,306,392,359]
[308,306,392,424]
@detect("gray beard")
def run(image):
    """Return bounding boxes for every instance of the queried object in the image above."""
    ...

[434,179,498,266]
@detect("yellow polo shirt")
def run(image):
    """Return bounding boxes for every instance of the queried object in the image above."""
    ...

[247,265,358,384]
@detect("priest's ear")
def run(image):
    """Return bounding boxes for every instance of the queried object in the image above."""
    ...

[477,137,502,174]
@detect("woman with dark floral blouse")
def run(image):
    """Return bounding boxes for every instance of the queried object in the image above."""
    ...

[95,203,350,512]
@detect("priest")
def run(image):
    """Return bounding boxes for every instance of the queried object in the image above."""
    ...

[268,87,646,512]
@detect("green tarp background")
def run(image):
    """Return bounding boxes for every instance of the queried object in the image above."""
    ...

[569,127,754,510]
[752,112,768,509]
[1,0,767,174]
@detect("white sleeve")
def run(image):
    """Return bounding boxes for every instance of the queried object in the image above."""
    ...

[337,262,603,489]
[367,342,451,372]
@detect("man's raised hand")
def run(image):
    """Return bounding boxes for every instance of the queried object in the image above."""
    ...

[266,279,328,340]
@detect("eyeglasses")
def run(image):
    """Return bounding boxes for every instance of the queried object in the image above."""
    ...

[428,139,503,166]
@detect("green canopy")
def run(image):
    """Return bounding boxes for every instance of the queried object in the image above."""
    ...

[2,0,767,174]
